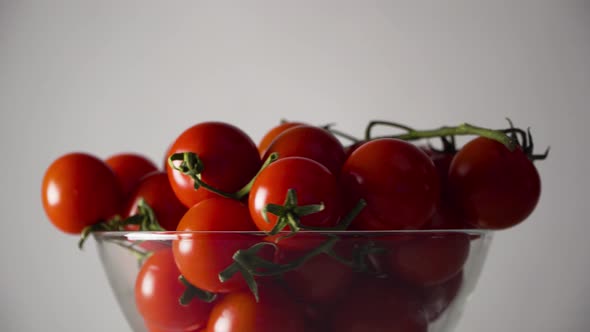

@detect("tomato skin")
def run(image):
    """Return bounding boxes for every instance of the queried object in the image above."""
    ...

[386,233,470,287]
[419,271,464,322]
[262,125,346,176]
[206,284,306,332]
[448,137,541,229]
[105,153,158,199]
[341,138,440,230]
[330,278,427,332]
[166,122,261,207]
[249,157,341,232]
[41,153,122,234]
[258,122,304,157]
[135,249,213,331]
[125,171,187,231]
[173,198,258,293]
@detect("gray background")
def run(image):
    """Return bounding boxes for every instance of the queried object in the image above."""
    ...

[1,1,589,331]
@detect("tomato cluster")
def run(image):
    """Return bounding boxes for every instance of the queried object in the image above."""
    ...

[41,120,544,331]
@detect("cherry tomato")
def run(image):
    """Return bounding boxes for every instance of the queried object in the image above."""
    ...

[41,153,122,234]
[105,153,158,198]
[340,138,440,230]
[144,321,203,332]
[419,271,464,322]
[330,278,427,332]
[258,121,304,157]
[386,233,469,286]
[173,197,258,293]
[135,249,213,331]
[262,125,346,176]
[206,283,306,332]
[166,122,261,207]
[448,137,541,229]
[124,171,187,231]
[249,157,341,233]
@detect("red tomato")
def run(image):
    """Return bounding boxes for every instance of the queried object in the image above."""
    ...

[135,249,213,331]
[419,272,464,322]
[258,121,304,157]
[144,321,203,332]
[41,153,122,234]
[279,250,355,304]
[386,233,469,287]
[262,125,346,176]
[166,122,261,207]
[105,153,158,198]
[206,284,306,332]
[448,137,541,229]
[124,171,187,231]
[173,197,258,293]
[340,138,440,230]
[249,157,341,233]
[330,278,427,332]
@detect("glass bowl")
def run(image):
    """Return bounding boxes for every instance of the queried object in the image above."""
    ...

[94,230,492,332]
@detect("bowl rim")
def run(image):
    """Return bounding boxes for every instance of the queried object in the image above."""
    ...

[93,229,493,241]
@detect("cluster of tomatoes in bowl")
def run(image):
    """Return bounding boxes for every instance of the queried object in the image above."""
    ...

[41,120,544,332]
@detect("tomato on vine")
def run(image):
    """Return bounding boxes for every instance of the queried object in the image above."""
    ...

[41,153,123,234]
[258,121,304,157]
[105,153,158,199]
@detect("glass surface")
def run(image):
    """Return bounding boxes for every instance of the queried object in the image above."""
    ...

[94,230,492,332]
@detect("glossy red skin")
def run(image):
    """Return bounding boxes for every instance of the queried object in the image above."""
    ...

[249,157,341,232]
[42,152,122,234]
[448,137,541,229]
[257,122,304,157]
[387,233,470,287]
[135,249,213,331]
[419,272,464,322]
[330,278,427,332]
[341,138,440,230]
[166,122,261,208]
[262,125,346,176]
[206,284,306,332]
[173,198,258,293]
[279,250,355,304]
[145,322,203,332]
[105,153,158,199]
[125,171,187,231]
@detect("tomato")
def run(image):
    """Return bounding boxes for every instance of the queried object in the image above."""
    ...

[419,271,464,322]
[105,153,158,198]
[386,233,469,286]
[249,157,341,233]
[258,121,304,157]
[279,249,355,304]
[330,278,427,332]
[173,197,258,293]
[448,137,541,229]
[262,125,346,176]
[206,283,306,332]
[166,122,261,207]
[124,171,187,231]
[41,153,122,234]
[340,138,440,230]
[135,249,213,331]
[144,321,203,332]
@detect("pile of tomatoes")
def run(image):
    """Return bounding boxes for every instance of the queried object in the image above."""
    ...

[41,120,543,332]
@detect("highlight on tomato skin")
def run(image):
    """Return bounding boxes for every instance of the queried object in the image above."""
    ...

[448,137,541,229]
[41,152,123,234]
[135,249,213,332]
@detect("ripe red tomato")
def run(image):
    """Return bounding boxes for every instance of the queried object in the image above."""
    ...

[144,322,203,332]
[135,249,213,331]
[262,125,346,176]
[448,137,541,229]
[419,271,464,322]
[258,121,304,157]
[166,122,261,207]
[41,153,122,234]
[124,171,187,231]
[249,157,341,233]
[340,138,440,230]
[173,197,258,293]
[330,278,427,332]
[386,233,469,286]
[206,283,306,332]
[105,153,158,198]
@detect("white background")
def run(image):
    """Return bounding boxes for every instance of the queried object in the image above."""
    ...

[1,1,589,331]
